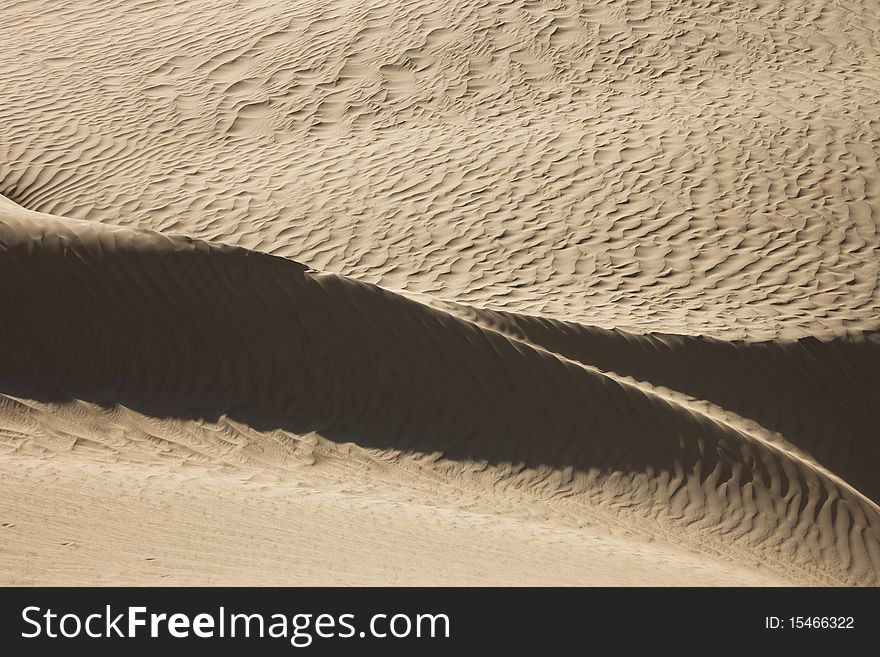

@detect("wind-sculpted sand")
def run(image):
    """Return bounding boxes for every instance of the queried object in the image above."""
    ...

[1,0,879,585]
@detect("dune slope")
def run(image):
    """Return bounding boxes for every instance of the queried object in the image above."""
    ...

[1,202,878,585]
[1,0,880,585]
[1,0,879,338]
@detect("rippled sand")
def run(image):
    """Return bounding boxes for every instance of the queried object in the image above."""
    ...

[1,0,878,585]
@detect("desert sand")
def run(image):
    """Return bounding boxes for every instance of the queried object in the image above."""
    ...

[0,0,878,586]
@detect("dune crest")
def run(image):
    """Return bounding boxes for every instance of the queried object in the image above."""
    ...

[2,0,879,586]
[2,202,878,585]
[2,0,879,339]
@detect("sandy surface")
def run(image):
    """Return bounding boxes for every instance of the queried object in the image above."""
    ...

[1,0,879,585]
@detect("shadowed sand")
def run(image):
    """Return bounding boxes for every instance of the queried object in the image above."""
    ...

[2,202,878,585]
[1,0,880,585]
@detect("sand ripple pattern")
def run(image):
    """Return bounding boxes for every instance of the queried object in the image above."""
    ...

[1,0,879,338]
[1,205,878,585]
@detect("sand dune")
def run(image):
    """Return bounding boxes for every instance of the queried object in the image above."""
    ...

[1,0,879,585]
[1,201,878,585]
[2,0,879,338]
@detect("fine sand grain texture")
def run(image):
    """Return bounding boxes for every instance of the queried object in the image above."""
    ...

[1,0,879,585]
